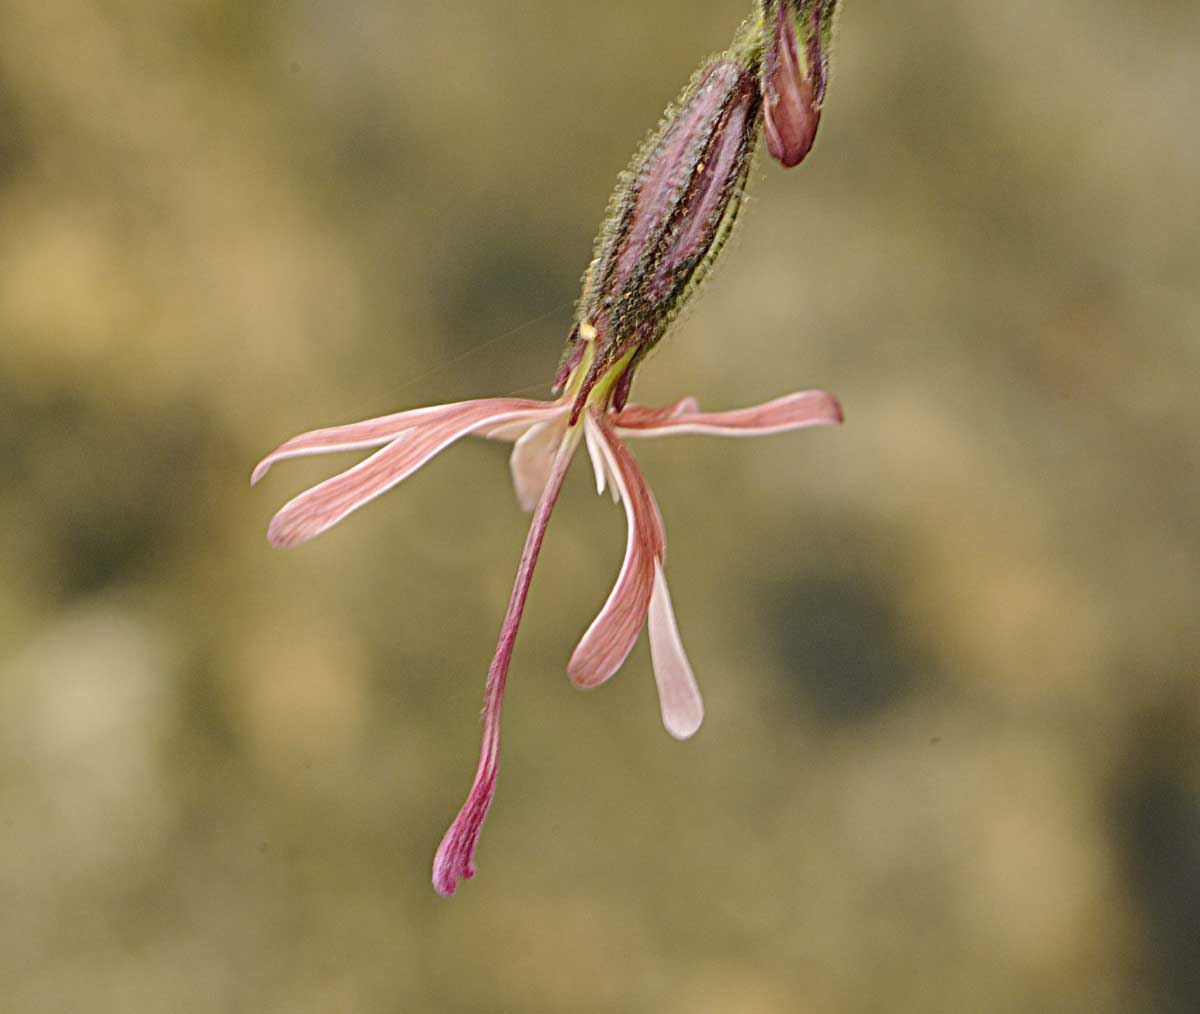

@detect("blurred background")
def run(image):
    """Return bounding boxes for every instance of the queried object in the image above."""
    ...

[2,1,1198,1011]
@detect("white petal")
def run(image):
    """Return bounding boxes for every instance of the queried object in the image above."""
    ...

[584,414,620,504]
[509,420,562,512]
[648,559,703,739]
[584,415,607,496]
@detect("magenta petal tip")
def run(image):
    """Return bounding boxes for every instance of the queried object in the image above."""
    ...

[431,778,495,898]
[432,850,475,898]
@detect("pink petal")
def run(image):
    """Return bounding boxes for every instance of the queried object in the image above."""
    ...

[599,395,699,432]
[647,559,703,740]
[253,397,557,485]
[432,713,499,897]
[478,418,543,442]
[509,419,563,512]
[251,397,552,485]
[614,390,843,438]
[477,396,568,442]
[265,399,558,548]
[433,427,581,897]
[568,414,665,689]
[250,404,450,486]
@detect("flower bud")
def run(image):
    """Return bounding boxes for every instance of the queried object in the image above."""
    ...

[761,0,836,169]
[561,46,763,418]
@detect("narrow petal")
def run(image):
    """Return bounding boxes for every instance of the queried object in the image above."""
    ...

[252,397,553,485]
[432,712,499,897]
[583,415,609,499]
[433,428,581,897]
[583,417,620,504]
[568,414,665,689]
[614,390,842,439]
[266,400,559,548]
[509,419,564,512]
[648,559,703,740]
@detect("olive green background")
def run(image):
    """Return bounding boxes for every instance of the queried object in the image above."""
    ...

[2,2,1197,1011]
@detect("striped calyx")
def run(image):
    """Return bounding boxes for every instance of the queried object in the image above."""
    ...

[559,41,763,420]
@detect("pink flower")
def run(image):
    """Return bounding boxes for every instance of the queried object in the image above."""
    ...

[253,14,847,896]
[253,362,841,896]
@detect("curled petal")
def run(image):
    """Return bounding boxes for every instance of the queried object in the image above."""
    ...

[432,716,499,897]
[648,559,703,740]
[252,397,553,485]
[433,428,581,897]
[265,399,560,548]
[614,390,842,439]
[568,414,665,689]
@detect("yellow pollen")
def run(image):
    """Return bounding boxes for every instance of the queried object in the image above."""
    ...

[580,322,598,342]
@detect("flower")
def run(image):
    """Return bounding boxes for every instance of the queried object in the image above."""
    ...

[253,338,842,896]
[253,13,846,896]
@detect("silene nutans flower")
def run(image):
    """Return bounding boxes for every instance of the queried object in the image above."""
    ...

[760,0,838,168]
[254,14,843,897]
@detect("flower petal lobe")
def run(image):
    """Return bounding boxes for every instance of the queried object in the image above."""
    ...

[510,420,563,512]
[615,390,842,438]
[252,398,556,486]
[648,559,704,740]
[266,400,560,547]
[568,415,664,688]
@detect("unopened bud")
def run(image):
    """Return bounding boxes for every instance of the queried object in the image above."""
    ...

[561,46,763,417]
[761,0,836,169]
